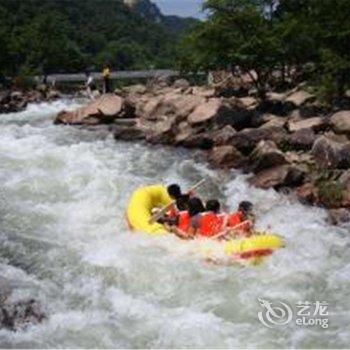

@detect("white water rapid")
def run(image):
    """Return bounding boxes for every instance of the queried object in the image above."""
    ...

[0,100,349,348]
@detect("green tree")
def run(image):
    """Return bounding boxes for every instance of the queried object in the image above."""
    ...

[181,0,350,102]
[182,0,284,97]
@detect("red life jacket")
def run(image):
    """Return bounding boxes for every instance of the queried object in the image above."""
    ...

[177,211,190,232]
[167,204,178,218]
[198,212,224,237]
[228,211,251,232]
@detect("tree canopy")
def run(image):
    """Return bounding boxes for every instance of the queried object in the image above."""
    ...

[0,0,195,76]
[181,0,350,100]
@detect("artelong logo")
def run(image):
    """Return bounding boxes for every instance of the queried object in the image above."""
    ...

[258,298,293,328]
[257,298,329,329]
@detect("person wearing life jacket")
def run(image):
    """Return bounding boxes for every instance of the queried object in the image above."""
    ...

[166,183,196,218]
[167,197,205,239]
[227,201,255,237]
[191,199,226,237]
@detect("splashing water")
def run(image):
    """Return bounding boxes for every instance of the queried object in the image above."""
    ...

[0,100,349,348]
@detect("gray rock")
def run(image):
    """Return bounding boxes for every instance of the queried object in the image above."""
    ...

[188,98,228,125]
[111,125,144,141]
[173,79,190,91]
[288,116,328,133]
[249,164,305,189]
[328,208,350,225]
[285,90,315,107]
[1,299,45,331]
[288,128,317,150]
[249,140,287,173]
[231,126,288,154]
[311,136,350,169]
[208,145,246,168]
[330,110,350,135]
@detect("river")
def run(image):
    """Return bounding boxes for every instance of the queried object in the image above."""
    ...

[0,100,349,348]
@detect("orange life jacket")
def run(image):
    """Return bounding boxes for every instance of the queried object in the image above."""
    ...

[198,212,224,237]
[177,211,190,232]
[228,211,251,232]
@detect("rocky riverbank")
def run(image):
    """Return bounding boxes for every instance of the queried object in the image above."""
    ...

[55,79,350,226]
[0,87,61,114]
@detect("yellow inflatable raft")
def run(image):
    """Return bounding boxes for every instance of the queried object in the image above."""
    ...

[127,184,172,234]
[126,185,284,263]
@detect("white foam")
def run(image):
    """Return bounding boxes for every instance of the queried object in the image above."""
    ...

[0,100,349,348]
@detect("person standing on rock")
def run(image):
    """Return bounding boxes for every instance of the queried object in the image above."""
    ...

[85,71,95,99]
[102,63,111,94]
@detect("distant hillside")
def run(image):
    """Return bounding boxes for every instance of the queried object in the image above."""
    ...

[0,0,198,76]
[124,0,198,35]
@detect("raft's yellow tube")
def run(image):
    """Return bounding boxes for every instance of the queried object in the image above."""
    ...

[127,184,172,234]
[224,234,284,255]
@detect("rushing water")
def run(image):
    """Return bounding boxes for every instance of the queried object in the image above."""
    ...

[0,100,349,349]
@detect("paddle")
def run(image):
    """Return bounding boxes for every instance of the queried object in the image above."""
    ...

[210,220,252,240]
[148,179,206,224]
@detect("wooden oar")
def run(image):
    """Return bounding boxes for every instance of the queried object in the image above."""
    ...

[211,220,251,240]
[148,179,206,224]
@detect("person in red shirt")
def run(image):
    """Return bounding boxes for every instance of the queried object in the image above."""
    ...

[227,201,255,237]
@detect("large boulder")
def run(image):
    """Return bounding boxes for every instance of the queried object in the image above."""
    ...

[180,130,214,149]
[288,128,317,150]
[111,119,144,141]
[55,94,124,125]
[187,98,230,125]
[311,136,350,169]
[249,164,305,189]
[211,125,236,146]
[328,208,350,225]
[231,126,288,155]
[165,93,206,121]
[136,93,205,122]
[175,121,196,144]
[330,110,350,135]
[208,145,246,168]
[97,94,123,117]
[122,84,147,95]
[285,90,315,107]
[296,183,318,205]
[191,86,216,98]
[288,117,328,133]
[0,299,45,331]
[142,116,177,144]
[323,130,349,144]
[299,100,329,118]
[136,95,170,120]
[176,125,236,149]
[266,91,288,103]
[173,79,190,91]
[249,140,287,173]
[237,96,258,109]
[259,115,287,129]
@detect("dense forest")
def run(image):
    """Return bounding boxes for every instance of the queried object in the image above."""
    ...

[1,0,350,102]
[0,0,196,76]
[181,0,350,102]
